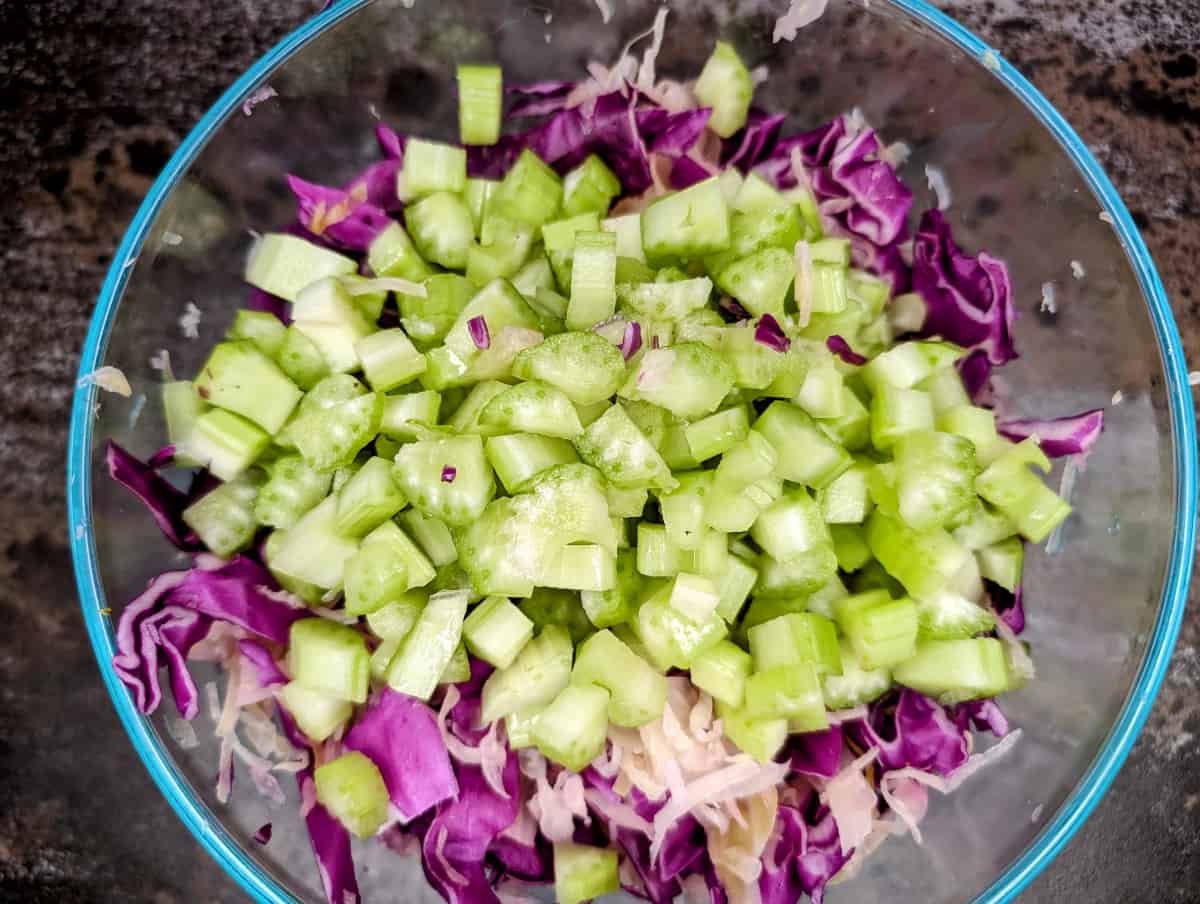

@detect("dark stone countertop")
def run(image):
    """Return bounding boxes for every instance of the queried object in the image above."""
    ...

[0,1,1196,901]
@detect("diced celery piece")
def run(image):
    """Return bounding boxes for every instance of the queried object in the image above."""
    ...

[447,380,508,436]
[262,529,323,604]
[403,138,467,197]
[575,403,676,491]
[938,404,1004,465]
[977,536,1024,593]
[835,593,919,670]
[684,406,750,462]
[162,380,206,462]
[280,681,352,743]
[339,273,390,324]
[573,629,667,726]
[619,343,735,420]
[753,544,839,598]
[493,149,563,228]
[819,385,871,451]
[366,591,428,640]
[796,365,846,420]
[747,612,841,675]
[693,41,752,138]
[386,589,469,700]
[344,523,429,616]
[368,221,432,282]
[457,64,502,145]
[532,683,610,771]
[750,487,834,563]
[228,309,286,358]
[753,401,852,488]
[922,367,972,415]
[380,390,441,440]
[819,463,873,525]
[642,178,731,262]
[538,544,616,592]
[892,637,1012,704]
[465,324,545,383]
[580,548,640,628]
[617,277,713,322]
[182,470,263,558]
[870,384,935,450]
[354,329,426,392]
[892,430,980,531]
[659,471,713,551]
[665,572,720,623]
[563,154,622,218]
[953,502,1019,550]
[398,273,474,350]
[275,325,331,391]
[393,434,496,527]
[821,638,892,710]
[288,618,370,703]
[291,278,375,374]
[808,263,848,315]
[831,523,873,571]
[690,641,753,707]
[178,408,270,482]
[915,586,995,641]
[708,204,806,275]
[467,218,536,286]
[485,433,579,493]
[865,511,971,601]
[604,216,645,265]
[715,247,794,319]
[314,752,390,839]
[334,456,407,538]
[554,843,620,904]
[511,330,626,406]
[518,588,594,645]
[439,641,471,684]
[292,384,383,474]
[245,233,356,302]
[743,662,826,726]
[732,173,789,215]
[460,596,533,670]
[480,381,583,439]
[740,597,807,634]
[406,191,474,270]
[713,429,779,487]
[714,553,758,623]
[254,454,331,530]
[480,624,574,723]
[705,475,783,534]
[465,177,499,233]
[194,340,302,435]
[635,523,690,578]
[566,230,618,331]
[505,707,542,749]
[634,586,727,670]
[718,324,787,390]
[975,439,1072,543]
[716,700,788,762]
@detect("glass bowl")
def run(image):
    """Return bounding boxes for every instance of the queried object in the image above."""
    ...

[67,1,1197,902]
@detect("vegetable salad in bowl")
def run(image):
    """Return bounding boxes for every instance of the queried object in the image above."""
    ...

[104,14,1105,904]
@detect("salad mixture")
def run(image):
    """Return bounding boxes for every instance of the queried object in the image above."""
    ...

[104,17,1104,904]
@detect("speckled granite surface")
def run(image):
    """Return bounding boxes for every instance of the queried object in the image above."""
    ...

[0,1,1196,901]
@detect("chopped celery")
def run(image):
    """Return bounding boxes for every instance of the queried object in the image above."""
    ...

[245,233,356,302]
[288,618,370,703]
[182,470,263,558]
[355,329,426,392]
[480,624,573,724]
[314,752,390,839]
[693,41,752,138]
[162,381,206,462]
[254,454,331,530]
[579,548,640,628]
[617,277,713,321]
[403,138,467,197]
[893,638,1012,704]
[714,247,794,319]
[743,662,826,727]
[635,585,727,670]
[747,612,841,675]
[719,325,787,390]
[753,544,839,598]
[485,433,579,493]
[606,483,648,518]
[821,638,892,710]
[480,381,584,439]
[831,523,873,571]
[563,155,622,218]
[554,843,620,904]
[753,402,852,488]
[392,434,496,527]
[604,214,645,261]
[892,430,980,531]
[975,439,1072,543]
[334,456,407,537]
[834,592,919,670]
[575,403,676,491]
[463,596,535,669]
[538,544,616,592]
[439,641,471,684]
[505,707,541,749]
[568,231,618,331]
[280,681,352,743]
[407,191,475,270]
[386,589,469,700]
[399,274,474,349]
[977,536,1024,593]
[819,463,873,524]
[492,149,563,228]
[750,487,833,563]
[574,629,667,727]
[227,309,286,358]
[365,592,427,641]
[714,553,758,623]
[292,278,376,374]
[684,406,750,462]
[870,384,935,450]
[915,588,995,641]
[518,588,594,645]
[619,343,736,420]
[690,640,753,707]
[716,700,788,762]
[511,330,626,405]
[276,325,332,391]
[532,683,610,771]
[380,390,442,440]
[178,408,270,482]
[865,511,972,601]
[642,178,731,262]
[368,222,432,283]
[457,64,502,145]
[659,471,713,551]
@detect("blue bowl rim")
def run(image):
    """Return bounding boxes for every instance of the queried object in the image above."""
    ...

[66,1,1197,902]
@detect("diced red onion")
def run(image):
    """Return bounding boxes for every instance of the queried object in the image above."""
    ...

[468,315,491,350]
[441,466,457,483]
[826,335,867,365]
[620,321,643,360]
[754,314,791,353]
[254,823,273,845]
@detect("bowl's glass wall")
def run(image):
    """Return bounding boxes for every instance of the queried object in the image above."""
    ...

[87,1,1180,901]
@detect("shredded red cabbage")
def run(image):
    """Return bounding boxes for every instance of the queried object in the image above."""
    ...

[998,408,1105,458]
[826,334,867,365]
[106,441,201,551]
[754,313,791,352]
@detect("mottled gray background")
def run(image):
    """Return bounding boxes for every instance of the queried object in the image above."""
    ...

[0,0,1197,901]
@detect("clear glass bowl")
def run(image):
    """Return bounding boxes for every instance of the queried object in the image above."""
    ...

[67,1,1197,902]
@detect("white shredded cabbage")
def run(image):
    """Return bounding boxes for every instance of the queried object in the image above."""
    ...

[179,301,203,340]
[1111,389,1124,405]
[925,164,952,210]
[78,365,132,397]
[241,85,278,117]
[1039,281,1057,314]
[340,275,427,298]
[1189,370,1200,386]
[794,239,814,328]
[773,0,829,43]
[148,348,174,380]
[821,748,879,855]
[982,49,1001,71]
[880,140,911,168]
[164,710,199,749]
[128,393,147,429]
[1070,259,1086,279]
[594,0,613,24]
[1099,210,1114,224]
[162,230,183,246]
[635,6,670,92]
